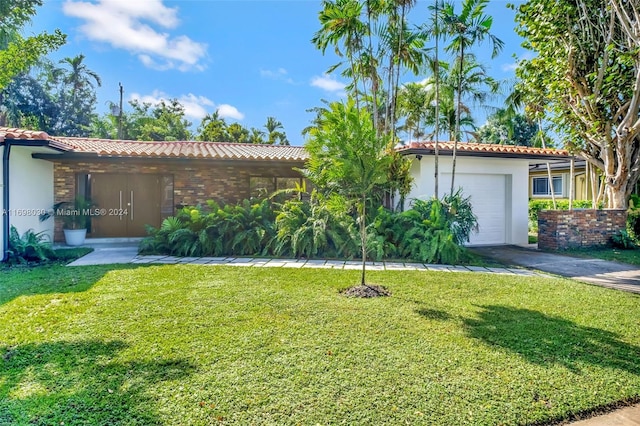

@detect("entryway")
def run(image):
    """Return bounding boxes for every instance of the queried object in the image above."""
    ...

[90,174,163,238]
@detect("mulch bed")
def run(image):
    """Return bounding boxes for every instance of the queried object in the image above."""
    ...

[341,284,391,298]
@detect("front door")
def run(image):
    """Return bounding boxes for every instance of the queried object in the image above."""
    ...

[90,174,162,237]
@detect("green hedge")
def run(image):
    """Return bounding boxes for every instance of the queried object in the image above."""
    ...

[529,199,595,228]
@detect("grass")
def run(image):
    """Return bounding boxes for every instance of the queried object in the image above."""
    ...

[560,247,640,266]
[1,264,640,425]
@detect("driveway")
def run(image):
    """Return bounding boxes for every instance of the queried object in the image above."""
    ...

[471,245,640,294]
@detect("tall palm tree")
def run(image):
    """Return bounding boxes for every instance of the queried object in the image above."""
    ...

[397,82,429,141]
[59,54,101,107]
[441,0,503,195]
[312,0,366,109]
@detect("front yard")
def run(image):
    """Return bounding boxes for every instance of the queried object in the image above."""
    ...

[1,264,639,425]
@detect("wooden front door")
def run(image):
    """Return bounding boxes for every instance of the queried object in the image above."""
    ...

[90,174,162,238]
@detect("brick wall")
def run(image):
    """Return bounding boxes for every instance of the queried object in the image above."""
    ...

[51,159,304,241]
[538,209,627,250]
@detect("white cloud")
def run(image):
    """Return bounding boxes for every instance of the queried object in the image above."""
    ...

[130,90,235,121]
[311,74,346,93]
[217,104,244,120]
[260,67,295,84]
[63,0,207,71]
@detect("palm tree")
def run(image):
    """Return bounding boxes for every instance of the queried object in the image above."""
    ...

[397,82,429,141]
[441,0,503,195]
[264,116,289,145]
[59,54,101,107]
[312,0,366,108]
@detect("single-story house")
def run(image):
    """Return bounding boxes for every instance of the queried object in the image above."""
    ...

[1,127,573,260]
[397,141,570,246]
[0,127,307,260]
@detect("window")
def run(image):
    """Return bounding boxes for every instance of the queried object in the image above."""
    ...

[532,176,563,196]
[249,177,305,199]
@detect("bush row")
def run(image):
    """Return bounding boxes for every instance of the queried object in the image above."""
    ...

[140,191,478,265]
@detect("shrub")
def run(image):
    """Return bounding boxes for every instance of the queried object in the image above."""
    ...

[274,191,358,259]
[611,229,637,250]
[6,226,55,265]
[529,199,594,231]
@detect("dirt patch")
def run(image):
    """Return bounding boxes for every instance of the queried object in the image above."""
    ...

[341,284,391,298]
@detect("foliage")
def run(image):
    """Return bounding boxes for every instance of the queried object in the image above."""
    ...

[140,199,278,257]
[513,0,640,208]
[2,55,100,136]
[305,99,394,284]
[627,210,640,244]
[141,192,478,265]
[528,199,596,230]
[0,0,66,92]
[39,196,95,230]
[611,229,637,250]
[476,109,540,146]
[274,191,358,259]
[196,111,289,144]
[2,264,640,424]
[5,226,54,265]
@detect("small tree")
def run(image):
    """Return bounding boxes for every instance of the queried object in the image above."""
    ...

[305,99,393,286]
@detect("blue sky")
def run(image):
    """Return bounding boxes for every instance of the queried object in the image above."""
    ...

[28,0,528,145]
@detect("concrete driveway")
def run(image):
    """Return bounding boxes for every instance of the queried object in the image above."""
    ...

[471,245,640,294]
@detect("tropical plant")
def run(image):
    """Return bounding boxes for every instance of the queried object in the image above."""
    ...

[264,116,289,145]
[440,0,503,194]
[6,226,54,265]
[476,109,539,146]
[305,99,394,285]
[55,54,101,136]
[39,195,95,230]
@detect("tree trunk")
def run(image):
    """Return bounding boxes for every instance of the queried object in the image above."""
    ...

[450,44,464,196]
[360,193,367,286]
[433,0,440,199]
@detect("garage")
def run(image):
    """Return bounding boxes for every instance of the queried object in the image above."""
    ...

[443,173,508,245]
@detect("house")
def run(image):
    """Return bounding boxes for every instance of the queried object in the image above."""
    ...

[529,159,640,202]
[0,127,307,259]
[397,141,570,246]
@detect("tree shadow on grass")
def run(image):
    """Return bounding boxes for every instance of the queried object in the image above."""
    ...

[463,305,640,374]
[0,264,146,307]
[0,339,196,425]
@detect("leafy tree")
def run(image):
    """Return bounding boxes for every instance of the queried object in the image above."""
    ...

[0,0,65,92]
[128,99,193,141]
[197,111,229,141]
[513,0,640,208]
[227,122,250,143]
[264,116,289,145]
[441,0,503,194]
[305,99,394,286]
[476,109,539,146]
[55,54,101,136]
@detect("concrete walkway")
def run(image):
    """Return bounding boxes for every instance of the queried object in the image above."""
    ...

[67,244,545,276]
[471,245,640,294]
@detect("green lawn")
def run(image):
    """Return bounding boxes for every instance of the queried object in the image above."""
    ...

[560,247,640,266]
[1,265,639,425]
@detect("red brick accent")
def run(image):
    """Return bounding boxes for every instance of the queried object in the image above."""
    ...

[538,209,627,250]
[51,159,305,241]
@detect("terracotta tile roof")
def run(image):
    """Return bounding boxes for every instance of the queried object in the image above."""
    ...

[0,127,50,142]
[49,137,309,161]
[0,127,308,161]
[399,141,569,157]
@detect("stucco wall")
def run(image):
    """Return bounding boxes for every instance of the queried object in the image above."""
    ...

[9,147,55,241]
[406,155,530,246]
[0,146,55,257]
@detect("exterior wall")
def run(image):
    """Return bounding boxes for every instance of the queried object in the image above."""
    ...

[529,168,590,201]
[52,159,304,241]
[538,209,627,250]
[406,155,530,246]
[7,147,55,243]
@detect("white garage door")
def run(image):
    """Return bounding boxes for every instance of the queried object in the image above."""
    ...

[442,173,507,245]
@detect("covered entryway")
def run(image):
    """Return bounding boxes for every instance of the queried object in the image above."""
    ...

[443,173,510,245]
[90,174,163,237]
